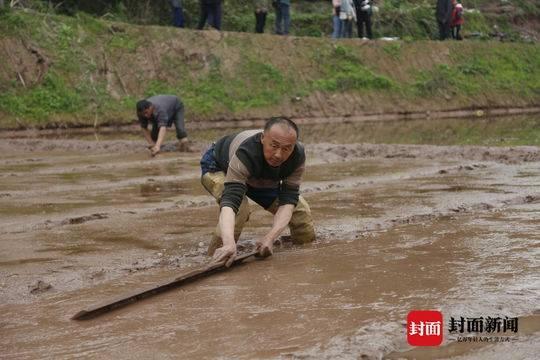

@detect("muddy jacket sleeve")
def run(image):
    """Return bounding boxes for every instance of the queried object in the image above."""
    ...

[221,155,250,213]
[279,161,304,206]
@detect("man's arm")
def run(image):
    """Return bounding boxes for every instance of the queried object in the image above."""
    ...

[150,126,167,155]
[141,127,155,146]
[257,156,306,256]
[256,204,294,256]
[212,206,237,267]
[212,155,250,266]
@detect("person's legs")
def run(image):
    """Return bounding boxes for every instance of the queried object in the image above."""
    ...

[260,11,267,33]
[172,6,185,27]
[173,103,187,140]
[442,21,451,40]
[346,20,353,38]
[456,24,462,40]
[274,2,283,35]
[437,20,445,40]
[266,196,316,244]
[365,13,372,39]
[255,11,264,33]
[357,16,364,38]
[212,1,222,30]
[332,15,341,39]
[340,19,347,38]
[198,3,209,29]
[201,171,250,255]
[275,4,282,35]
[282,3,290,35]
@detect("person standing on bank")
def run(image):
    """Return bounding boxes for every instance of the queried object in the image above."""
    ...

[436,0,453,40]
[354,0,373,39]
[169,0,185,28]
[331,0,342,39]
[340,0,356,38]
[198,0,223,30]
[200,117,316,265]
[136,95,189,156]
[254,0,269,34]
[451,1,464,40]
[273,0,291,35]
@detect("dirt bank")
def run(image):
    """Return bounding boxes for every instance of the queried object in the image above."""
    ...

[1,10,539,129]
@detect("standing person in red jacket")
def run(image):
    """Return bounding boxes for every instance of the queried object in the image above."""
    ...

[451,1,464,40]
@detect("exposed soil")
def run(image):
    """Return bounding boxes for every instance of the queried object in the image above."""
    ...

[1,119,539,359]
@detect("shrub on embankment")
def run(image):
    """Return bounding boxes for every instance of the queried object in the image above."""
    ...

[0,9,539,129]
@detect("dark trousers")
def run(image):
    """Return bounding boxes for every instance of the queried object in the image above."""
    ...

[254,11,267,33]
[356,10,372,39]
[274,3,290,35]
[340,19,353,38]
[451,25,462,40]
[150,104,187,141]
[438,20,451,40]
[172,6,185,28]
[198,2,222,30]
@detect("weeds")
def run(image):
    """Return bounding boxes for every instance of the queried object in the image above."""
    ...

[0,73,83,121]
[311,45,394,92]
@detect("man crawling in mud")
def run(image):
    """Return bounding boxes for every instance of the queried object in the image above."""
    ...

[200,117,316,266]
[136,94,190,156]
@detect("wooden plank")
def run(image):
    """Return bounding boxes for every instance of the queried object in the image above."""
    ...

[72,251,258,320]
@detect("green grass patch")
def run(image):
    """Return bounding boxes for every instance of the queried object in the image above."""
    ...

[311,45,395,92]
[144,56,291,116]
[413,44,540,98]
[108,33,139,52]
[0,73,83,122]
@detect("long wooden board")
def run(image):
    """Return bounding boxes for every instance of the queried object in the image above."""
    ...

[72,251,258,320]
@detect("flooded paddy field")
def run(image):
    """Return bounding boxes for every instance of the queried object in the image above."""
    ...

[1,116,539,359]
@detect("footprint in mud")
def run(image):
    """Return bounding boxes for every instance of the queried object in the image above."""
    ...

[29,280,52,294]
[87,269,106,280]
[61,213,108,225]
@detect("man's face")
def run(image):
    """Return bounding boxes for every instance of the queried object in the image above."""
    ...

[261,124,297,167]
[139,106,154,120]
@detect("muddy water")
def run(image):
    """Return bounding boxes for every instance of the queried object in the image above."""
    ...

[1,120,539,359]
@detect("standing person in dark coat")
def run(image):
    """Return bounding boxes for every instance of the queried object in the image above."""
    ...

[198,0,222,30]
[170,0,185,28]
[436,0,453,40]
[354,0,373,39]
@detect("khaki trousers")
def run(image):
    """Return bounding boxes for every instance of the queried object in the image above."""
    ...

[201,171,315,255]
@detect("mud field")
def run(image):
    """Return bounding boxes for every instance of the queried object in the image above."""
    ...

[1,117,539,359]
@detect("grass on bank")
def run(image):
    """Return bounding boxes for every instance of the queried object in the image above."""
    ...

[0,9,539,129]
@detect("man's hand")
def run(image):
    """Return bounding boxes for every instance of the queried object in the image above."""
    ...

[150,145,161,156]
[255,237,274,258]
[212,243,237,267]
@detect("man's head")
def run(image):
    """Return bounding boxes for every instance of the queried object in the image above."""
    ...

[261,117,299,168]
[136,99,154,120]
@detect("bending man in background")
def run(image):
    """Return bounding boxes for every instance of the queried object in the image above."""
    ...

[136,94,189,156]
